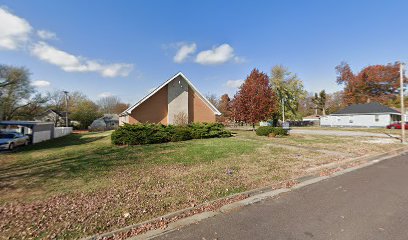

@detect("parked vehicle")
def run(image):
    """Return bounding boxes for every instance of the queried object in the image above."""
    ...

[0,132,30,150]
[386,122,408,129]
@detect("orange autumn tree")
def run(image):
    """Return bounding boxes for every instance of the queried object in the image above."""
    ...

[336,62,405,105]
[232,69,277,128]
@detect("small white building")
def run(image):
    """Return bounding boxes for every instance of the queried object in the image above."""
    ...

[320,102,400,128]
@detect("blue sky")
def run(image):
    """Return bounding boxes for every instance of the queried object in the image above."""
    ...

[1,0,408,104]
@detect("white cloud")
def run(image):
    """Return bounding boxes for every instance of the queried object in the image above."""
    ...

[31,80,51,88]
[37,30,57,40]
[233,56,246,63]
[0,7,32,50]
[0,7,133,78]
[98,92,113,98]
[31,42,133,77]
[100,63,133,78]
[31,41,80,68]
[226,79,244,88]
[173,43,196,63]
[195,44,236,65]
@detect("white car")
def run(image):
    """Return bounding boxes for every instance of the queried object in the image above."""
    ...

[0,132,30,150]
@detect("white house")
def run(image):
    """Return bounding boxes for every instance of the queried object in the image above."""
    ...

[320,102,400,128]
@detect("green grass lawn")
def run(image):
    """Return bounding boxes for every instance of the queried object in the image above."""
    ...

[0,130,402,239]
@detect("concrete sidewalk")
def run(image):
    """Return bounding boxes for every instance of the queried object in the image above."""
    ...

[155,154,408,240]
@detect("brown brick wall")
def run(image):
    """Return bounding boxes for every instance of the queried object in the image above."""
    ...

[127,85,216,125]
[188,89,194,123]
[188,88,216,123]
[129,87,168,124]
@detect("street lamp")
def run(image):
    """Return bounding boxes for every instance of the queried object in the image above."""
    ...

[62,91,69,127]
[400,63,406,144]
[0,77,5,120]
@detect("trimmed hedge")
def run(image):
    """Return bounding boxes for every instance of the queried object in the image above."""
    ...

[256,126,288,137]
[111,122,232,145]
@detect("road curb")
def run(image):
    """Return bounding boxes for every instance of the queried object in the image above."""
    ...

[84,146,408,240]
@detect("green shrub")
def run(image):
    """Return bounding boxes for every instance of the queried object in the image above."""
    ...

[272,127,288,136]
[189,123,232,139]
[111,123,171,145]
[256,126,288,137]
[256,126,273,136]
[111,122,231,145]
[169,126,192,142]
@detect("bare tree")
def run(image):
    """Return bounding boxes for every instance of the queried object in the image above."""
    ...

[173,112,188,126]
[298,92,315,117]
[0,65,48,120]
[326,91,345,114]
[46,90,66,112]
[205,93,219,109]
[97,96,129,114]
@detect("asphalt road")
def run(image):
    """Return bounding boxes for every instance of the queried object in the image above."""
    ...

[156,154,408,240]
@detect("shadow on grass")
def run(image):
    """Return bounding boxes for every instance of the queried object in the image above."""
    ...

[0,146,139,191]
[14,133,107,153]
[0,134,249,194]
[0,132,142,192]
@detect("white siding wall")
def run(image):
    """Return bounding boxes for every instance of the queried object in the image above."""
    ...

[167,76,189,125]
[119,115,128,126]
[33,130,52,143]
[54,127,72,138]
[320,114,392,127]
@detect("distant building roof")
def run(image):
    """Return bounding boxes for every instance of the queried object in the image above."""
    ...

[332,102,400,115]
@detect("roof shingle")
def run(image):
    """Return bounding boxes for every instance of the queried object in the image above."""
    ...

[332,102,400,115]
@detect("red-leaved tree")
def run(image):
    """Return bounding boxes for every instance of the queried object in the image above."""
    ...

[336,62,405,105]
[232,69,277,128]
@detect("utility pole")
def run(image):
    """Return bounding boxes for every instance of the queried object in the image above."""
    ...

[282,98,285,122]
[400,63,406,144]
[63,91,69,127]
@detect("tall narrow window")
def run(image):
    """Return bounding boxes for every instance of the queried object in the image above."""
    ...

[375,115,379,122]
[349,116,354,123]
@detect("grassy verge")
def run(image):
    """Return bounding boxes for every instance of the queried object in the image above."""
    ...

[291,126,401,135]
[0,131,401,239]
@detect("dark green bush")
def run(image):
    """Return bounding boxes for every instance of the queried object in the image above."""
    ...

[256,126,288,137]
[111,122,231,145]
[256,126,273,136]
[169,126,192,142]
[111,123,170,145]
[272,127,288,136]
[189,123,232,139]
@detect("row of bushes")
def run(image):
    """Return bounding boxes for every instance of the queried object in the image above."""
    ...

[111,123,232,145]
[256,126,288,137]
